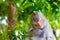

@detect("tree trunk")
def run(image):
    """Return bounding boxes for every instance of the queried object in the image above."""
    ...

[7,3,17,40]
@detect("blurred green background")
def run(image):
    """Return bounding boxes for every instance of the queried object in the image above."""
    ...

[0,0,60,40]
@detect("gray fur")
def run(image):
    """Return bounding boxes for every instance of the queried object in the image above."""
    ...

[25,11,56,40]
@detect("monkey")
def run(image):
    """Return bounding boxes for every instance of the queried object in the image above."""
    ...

[27,11,56,40]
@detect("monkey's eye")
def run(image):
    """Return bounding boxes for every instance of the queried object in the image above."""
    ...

[33,17,39,22]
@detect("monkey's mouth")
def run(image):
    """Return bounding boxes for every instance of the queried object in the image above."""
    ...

[34,22,44,29]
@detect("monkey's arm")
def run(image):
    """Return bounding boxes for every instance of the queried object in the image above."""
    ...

[46,35,56,40]
[28,27,34,40]
[28,27,37,40]
[46,30,56,40]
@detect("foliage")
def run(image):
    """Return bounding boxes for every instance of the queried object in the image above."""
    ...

[0,0,60,40]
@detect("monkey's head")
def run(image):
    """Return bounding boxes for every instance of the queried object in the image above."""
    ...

[31,11,46,29]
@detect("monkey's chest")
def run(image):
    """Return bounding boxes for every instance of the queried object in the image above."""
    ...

[31,36,46,40]
[31,33,46,40]
[31,29,46,40]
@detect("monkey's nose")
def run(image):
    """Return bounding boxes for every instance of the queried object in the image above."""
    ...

[37,21,41,26]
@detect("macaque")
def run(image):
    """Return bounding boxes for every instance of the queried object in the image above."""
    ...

[27,11,56,40]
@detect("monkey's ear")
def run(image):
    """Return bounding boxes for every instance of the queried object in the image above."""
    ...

[33,11,37,15]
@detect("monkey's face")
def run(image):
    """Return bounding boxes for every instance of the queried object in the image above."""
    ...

[32,18,44,29]
[32,11,44,29]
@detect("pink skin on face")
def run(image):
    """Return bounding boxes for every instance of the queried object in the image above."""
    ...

[35,18,44,29]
